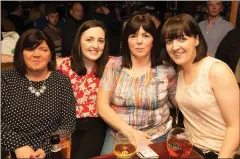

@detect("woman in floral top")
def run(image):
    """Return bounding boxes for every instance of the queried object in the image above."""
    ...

[57,20,108,159]
[97,13,177,154]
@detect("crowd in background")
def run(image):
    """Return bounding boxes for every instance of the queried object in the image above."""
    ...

[1,1,176,57]
[1,1,239,59]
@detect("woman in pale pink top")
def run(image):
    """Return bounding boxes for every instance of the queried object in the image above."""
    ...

[160,14,239,158]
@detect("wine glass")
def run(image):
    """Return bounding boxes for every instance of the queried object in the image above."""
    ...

[231,151,240,159]
[166,127,193,158]
[113,131,137,159]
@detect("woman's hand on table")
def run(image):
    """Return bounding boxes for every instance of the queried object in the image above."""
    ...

[32,148,46,159]
[14,145,35,158]
[127,128,153,147]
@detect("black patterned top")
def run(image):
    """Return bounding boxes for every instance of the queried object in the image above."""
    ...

[1,69,76,154]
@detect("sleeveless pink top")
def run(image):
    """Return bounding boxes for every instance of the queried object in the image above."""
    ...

[176,56,226,153]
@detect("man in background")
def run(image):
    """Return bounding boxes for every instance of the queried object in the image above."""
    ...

[43,3,63,57]
[62,2,84,57]
[215,27,240,83]
[139,6,162,34]
[7,2,24,35]
[163,10,173,23]
[34,2,65,31]
[198,1,233,57]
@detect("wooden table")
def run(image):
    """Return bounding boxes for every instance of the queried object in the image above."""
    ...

[92,141,203,159]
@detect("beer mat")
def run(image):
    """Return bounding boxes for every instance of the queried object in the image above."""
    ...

[136,145,159,158]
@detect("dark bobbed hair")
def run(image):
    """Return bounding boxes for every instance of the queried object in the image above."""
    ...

[70,20,108,78]
[13,29,56,75]
[121,13,162,68]
[160,14,207,63]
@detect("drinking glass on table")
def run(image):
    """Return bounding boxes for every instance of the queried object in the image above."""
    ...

[231,151,240,159]
[54,130,72,159]
[166,127,193,158]
[113,131,137,159]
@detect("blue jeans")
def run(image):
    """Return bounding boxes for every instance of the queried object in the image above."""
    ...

[100,128,168,155]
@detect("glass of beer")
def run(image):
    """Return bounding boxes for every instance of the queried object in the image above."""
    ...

[166,127,193,158]
[113,131,137,159]
[57,130,71,159]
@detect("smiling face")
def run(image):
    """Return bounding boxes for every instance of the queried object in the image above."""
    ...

[165,34,199,66]
[23,41,51,73]
[80,27,105,63]
[128,26,153,59]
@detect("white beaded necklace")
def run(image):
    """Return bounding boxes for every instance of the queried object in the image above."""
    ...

[28,80,47,97]
[27,72,49,97]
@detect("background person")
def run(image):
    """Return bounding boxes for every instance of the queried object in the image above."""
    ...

[24,8,41,31]
[1,29,76,158]
[43,3,63,57]
[161,14,239,158]
[97,13,177,155]
[87,2,122,56]
[139,6,162,35]
[1,6,16,32]
[7,1,24,35]
[163,10,173,23]
[57,20,108,159]
[62,2,85,57]
[215,27,240,75]
[34,2,65,31]
[198,1,233,57]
